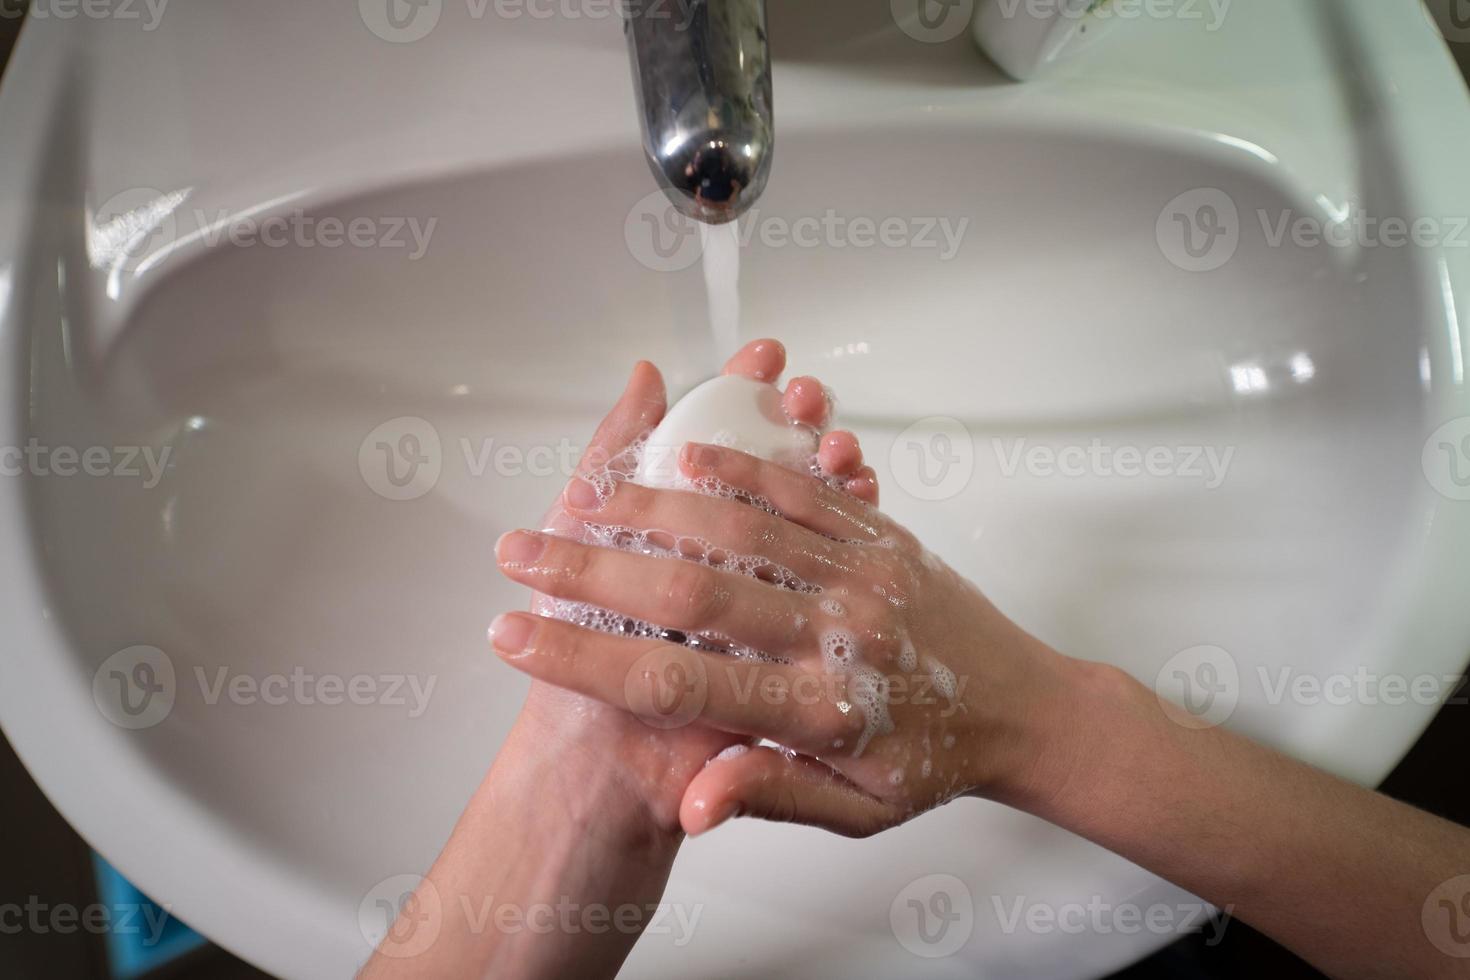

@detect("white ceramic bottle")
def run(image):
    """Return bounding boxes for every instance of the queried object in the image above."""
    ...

[971,0,1121,80]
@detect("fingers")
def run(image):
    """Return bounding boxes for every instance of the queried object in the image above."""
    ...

[722,338,785,383]
[679,443,888,543]
[818,431,862,477]
[579,360,666,477]
[781,376,830,428]
[845,467,879,506]
[559,477,868,584]
[816,432,879,505]
[497,530,817,654]
[680,746,900,839]
[488,612,859,754]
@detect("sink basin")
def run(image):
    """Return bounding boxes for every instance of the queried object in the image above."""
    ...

[3,1,1470,977]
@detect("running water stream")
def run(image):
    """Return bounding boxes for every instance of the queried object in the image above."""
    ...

[700,220,742,363]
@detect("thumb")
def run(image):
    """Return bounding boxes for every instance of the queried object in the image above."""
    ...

[680,745,900,840]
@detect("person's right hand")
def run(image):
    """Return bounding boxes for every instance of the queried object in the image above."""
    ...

[491,437,1097,839]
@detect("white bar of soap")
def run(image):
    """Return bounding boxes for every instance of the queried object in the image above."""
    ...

[634,375,819,489]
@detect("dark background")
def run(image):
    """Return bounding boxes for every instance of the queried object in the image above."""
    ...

[2,8,1468,979]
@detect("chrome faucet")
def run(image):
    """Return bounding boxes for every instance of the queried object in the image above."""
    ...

[624,0,772,225]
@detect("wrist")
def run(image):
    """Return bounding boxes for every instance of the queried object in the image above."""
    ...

[983,647,1152,821]
[503,684,685,857]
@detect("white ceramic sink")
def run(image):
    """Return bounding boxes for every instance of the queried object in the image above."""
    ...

[3,1,1470,977]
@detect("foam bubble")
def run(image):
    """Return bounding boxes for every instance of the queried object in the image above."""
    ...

[819,598,845,617]
[820,629,856,672]
[929,660,958,701]
[897,635,918,672]
[846,664,896,756]
[582,523,820,595]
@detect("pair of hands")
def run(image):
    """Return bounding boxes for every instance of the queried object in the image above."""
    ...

[489,339,1074,840]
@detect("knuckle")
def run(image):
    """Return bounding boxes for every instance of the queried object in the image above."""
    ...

[560,540,594,582]
[661,561,726,626]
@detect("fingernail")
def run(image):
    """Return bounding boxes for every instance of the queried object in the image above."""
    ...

[488,613,536,657]
[563,477,603,511]
[496,530,546,566]
[682,442,721,469]
[698,800,740,836]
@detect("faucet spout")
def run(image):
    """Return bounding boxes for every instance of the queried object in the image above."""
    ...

[624,0,772,225]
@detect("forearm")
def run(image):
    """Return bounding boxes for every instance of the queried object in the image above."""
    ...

[359,709,682,980]
[1009,656,1470,980]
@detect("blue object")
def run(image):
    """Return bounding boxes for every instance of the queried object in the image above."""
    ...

[91,854,207,979]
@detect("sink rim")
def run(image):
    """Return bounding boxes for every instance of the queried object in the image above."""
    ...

[2,2,1470,978]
